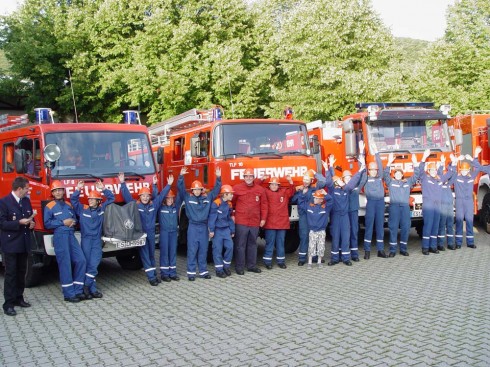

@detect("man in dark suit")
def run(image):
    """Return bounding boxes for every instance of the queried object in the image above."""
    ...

[0,177,36,316]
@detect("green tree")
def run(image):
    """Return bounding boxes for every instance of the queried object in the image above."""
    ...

[255,0,404,121]
[411,0,490,114]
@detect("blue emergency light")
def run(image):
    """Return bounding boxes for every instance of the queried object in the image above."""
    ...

[34,108,54,124]
[123,110,141,124]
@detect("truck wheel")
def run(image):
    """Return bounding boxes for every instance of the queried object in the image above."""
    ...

[25,253,45,288]
[415,223,423,238]
[480,193,490,233]
[284,228,299,253]
[116,251,142,270]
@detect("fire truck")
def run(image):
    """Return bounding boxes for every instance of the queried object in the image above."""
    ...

[307,102,455,235]
[149,107,320,252]
[448,111,490,232]
[0,108,157,286]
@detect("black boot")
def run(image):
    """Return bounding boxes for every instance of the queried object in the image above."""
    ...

[377,250,387,258]
[364,251,370,260]
[82,286,93,300]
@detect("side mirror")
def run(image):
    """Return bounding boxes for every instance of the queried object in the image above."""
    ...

[345,132,356,157]
[454,129,463,147]
[156,147,164,165]
[310,135,320,154]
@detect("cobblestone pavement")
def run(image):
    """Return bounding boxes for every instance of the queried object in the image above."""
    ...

[1,226,490,367]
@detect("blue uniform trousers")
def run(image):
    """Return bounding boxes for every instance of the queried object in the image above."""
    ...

[139,232,157,281]
[212,227,234,273]
[81,236,102,293]
[438,203,454,247]
[422,205,440,250]
[53,232,86,298]
[455,199,474,246]
[330,213,351,262]
[364,199,385,252]
[297,215,309,262]
[263,229,286,265]
[159,231,178,277]
[348,210,359,260]
[388,204,410,253]
[234,224,259,271]
[187,222,209,278]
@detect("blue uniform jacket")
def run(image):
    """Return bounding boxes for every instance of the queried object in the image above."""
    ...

[178,176,222,225]
[437,166,454,205]
[290,173,327,215]
[71,188,115,238]
[0,193,35,253]
[155,184,182,233]
[121,183,165,232]
[419,162,454,207]
[449,162,479,201]
[298,193,333,231]
[383,166,420,206]
[208,198,235,233]
[325,168,364,215]
[44,199,77,234]
[360,153,384,200]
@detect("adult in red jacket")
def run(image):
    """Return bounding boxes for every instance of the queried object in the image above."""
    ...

[261,175,295,269]
[232,168,268,275]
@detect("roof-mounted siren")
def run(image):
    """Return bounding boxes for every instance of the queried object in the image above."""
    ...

[367,105,380,121]
[283,106,294,120]
[439,104,451,118]
[123,110,141,125]
[34,108,54,124]
[211,105,223,121]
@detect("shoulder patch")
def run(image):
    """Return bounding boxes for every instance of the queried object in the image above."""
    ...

[213,198,222,206]
[46,201,56,209]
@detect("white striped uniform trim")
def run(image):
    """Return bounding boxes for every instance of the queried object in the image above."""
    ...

[215,264,223,268]
[169,266,176,269]
[263,257,273,260]
[299,252,307,255]
[73,281,84,285]
[331,251,339,254]
[223,260,231,265]
[438,235,445,238]
[467,235,474,238]
[376,239,383,242]
[423,236,430,239]
[187,271,196,275]
[85,273,95,278]
[62,283,74,288]
[351,247,358,251]
[364,239,371,243]
[400,241,407,245]
[389,242,397,246]
[341,251,350,255]
[455,235,463,238]
[276,256,285,260]
[430,236,437,239]
[199,271,209,275]
[160,266,170,270]
[447,235,454,237]
[145,267,156,273]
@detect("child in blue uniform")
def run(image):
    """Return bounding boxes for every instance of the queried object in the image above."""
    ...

[71,180,114,299]
[437,155,455,251]
[119,173,166,286]
[155,174,180,282]
[178,167,222,281]
[208,185,235,278]
[384,153,419,257]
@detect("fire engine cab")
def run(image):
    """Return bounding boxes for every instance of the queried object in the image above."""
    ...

[308,102,455,235]
[0,108,156,286]
[150,106,320,252]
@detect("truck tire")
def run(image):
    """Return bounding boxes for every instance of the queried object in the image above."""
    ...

[479,193,490,233]
[116,251,142,270]
[284,228,299,253]
[25,253,45,288]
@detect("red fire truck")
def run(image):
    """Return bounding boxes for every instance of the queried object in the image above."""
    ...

[0,108,156,286]
[149,107,319,252]
[308,102,456,235]
[448,111,490,232]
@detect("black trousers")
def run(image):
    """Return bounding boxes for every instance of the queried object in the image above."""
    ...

[2,252,28,311]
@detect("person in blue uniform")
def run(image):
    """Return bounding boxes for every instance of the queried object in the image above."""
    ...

[71,180,114,299]
[384,153,420,257]
[437,155,455,251]
[208,185,235,278]
[291,170,326,266]
[342,160,363,262]
[119,173,165,286]
[178,166,222,281]
[156,175,181,282]
[451,149,481,249]
[419,149,456,255]
[323,155,365,266]
[0,177,36,316]
[359,141,386,259]
[44,180,87,302]
[297,189,332,268]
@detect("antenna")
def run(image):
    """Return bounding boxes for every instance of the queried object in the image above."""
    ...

[68,70,79,123]
[227,72,235,118]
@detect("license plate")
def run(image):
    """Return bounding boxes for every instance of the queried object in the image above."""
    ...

[114,237,146,249]
[411,210,422,218]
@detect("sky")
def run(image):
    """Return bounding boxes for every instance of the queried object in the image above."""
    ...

[1,0,456,42]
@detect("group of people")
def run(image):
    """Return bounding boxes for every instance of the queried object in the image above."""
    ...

[2,142,489,314]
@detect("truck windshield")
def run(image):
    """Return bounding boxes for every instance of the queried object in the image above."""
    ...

[45,131,155,177]
[213,122,310,157]
[366,120,452,153]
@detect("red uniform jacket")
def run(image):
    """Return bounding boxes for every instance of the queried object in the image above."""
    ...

[263,185,295,230]
[232,181,268,227]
